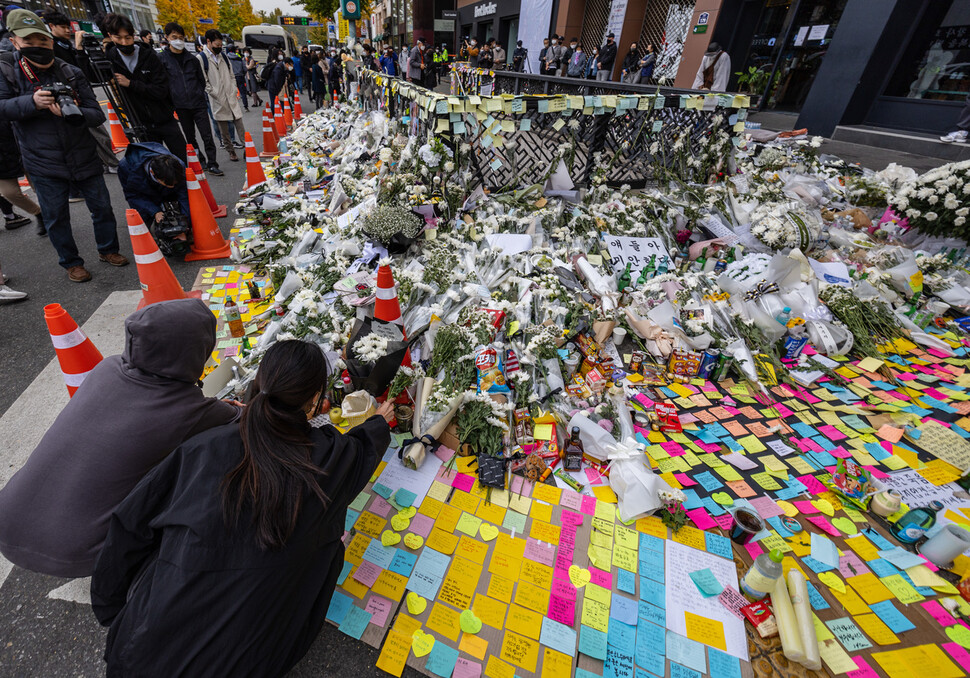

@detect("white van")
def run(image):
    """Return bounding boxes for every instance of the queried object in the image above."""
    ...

[241,24,298,65]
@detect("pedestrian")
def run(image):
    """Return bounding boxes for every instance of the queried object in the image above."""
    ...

[91,340,393,678]
[290,51,302,92]
[243,48,262,107]
[544,35,564,76]
[438,42,450,78]
[361,43,377,72]
[512,40,526,72]
[691,41,730,91]
[479,40,492,70]
[227,46,248,111]
[0,118,42,232]
[586,46,599,79]
[596,32,617,81]
[310,51,327,107]
[0,9,128,282]
[264,47,287,114]
[466,38,479,68]
[328,47,342,99]
[341,48,356,97]
[380,44,397,77]
[199,29,246,163]
[158,23,222,175]
[0,246,26,301]
[299,45,311,94]
[407,37,426,84]
[621,43,639,84]
[566,43,587,78]
[118,142,191,255]
[637,44,655,84]
[561,37,577,76]
[0,299,242,578]
[137,28,154,48]
[398,42,409,76]
[538,37,550,74]
[102,13,187,164]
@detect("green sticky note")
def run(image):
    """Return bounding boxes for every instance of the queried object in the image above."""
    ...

[519,118,532,132]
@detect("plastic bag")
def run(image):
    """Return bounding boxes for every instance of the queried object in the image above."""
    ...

[567,412,618,463]
[610,456,671,523]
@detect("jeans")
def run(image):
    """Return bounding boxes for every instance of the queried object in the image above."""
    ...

[295,74,303,90]
[31,173,119,269]
[145,119,188,165]
[176,107,218,169]
[596,70,610,81]
[958,93,970,131]
[235,75,249,109]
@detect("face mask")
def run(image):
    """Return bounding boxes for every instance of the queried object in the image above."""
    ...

[21,46,54,65]
[419,45,425,51]
[570,43,576,48]
[277,55,283,61]
[551,40,557,45]
[210,46,222,55]
[118,43,136,55]
[169,39,184,50]
[470,41,476,47]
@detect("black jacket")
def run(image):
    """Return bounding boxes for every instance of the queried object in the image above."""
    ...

[0,54,105,181]
[0,118,23,180]
[266,60,287,96]
[105,42,176,126]
[158,48,208,110]
[119,142,190,225]
[91,416,390,677]
[598,41,617,69]
[622,49,639,72]
[52,38,94,81]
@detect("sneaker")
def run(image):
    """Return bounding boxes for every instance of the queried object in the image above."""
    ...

[35,215,46,236]
[67,265,92,282]
[0,284,26,303]
[229,151,239,162]
[1,274,9,284]
[69,196,84,203]
[244,107,250,112]
[4,215,30,230]
[98,253,130,267]
[232,141,245,149]
[208,165,225,176]
[104,165,119,174]
[940,130,968,143]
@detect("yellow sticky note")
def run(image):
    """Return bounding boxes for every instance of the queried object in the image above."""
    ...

[592,485,618,503]
[845,534,881,561]
[505,603,543,640]
[375,629,412,677]
[370,570,408,602]
[854,613,900,645]
[671,525,706,551]
[873,644,964,678]
[857,356,884,373]
[500,631,539,673]
[685,611,726,650]
[541,648,572,678]
[817,571,846,594]
[881,574,925,604]
[847,572,894,604]
[514,581,550,614]
[819,637,858,674]
[580,597,609,632]
[533,423,554,441]
[529,501,554,523]
[426,602,462,642]
[460,633,489,660]
[532,483,562,505]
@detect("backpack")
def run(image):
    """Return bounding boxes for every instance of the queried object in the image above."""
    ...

[260,60,276,82]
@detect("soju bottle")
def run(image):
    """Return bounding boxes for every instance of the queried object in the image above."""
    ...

[694,248,708,272]
[657,256,669,275]
[891,500,943,544]
[618,263,633,292]
[637,255,656,285]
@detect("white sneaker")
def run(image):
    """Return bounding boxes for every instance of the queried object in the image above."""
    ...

[0,284,27,303]
[940,130,968,143]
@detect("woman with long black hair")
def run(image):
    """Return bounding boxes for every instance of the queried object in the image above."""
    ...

[92,340,393,677]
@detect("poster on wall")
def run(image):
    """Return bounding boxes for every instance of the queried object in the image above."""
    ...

[603,0,629,43]
[519,0,552,74]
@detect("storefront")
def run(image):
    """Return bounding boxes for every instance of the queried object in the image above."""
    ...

[457,0,520,60]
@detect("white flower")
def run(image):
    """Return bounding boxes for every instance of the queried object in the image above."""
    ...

[925,212,938,221]
[354,334,390,364]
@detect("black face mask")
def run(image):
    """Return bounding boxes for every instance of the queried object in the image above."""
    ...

[20,46,54,65]
[118,43,136,55]
[210,46,222,55]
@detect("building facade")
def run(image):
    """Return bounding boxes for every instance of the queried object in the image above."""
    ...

[16,0,159,32]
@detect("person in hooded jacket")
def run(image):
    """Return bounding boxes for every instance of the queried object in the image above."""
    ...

[117,142,190,250]
[265,47,288,115]
[92,340,392,678]
[102,13,187,164]
[0,298,242,578]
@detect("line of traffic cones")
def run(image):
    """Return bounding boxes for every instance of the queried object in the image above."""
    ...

[44,303,103,397]
[261,104,279,158]
[184,168,232,262]
[244,132,267,189]
[185,145,227,218]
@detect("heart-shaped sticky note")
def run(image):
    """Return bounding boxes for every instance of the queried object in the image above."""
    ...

[404,533,424,550]
[391,514,411,531]
[407,592,427,615]
[568,565,591,589]
[398,506,417,519]
[459,609,483,634]
[711,492,734,507]
[411,629,435,657]
[831,517,858,536]
[777,500,798,517]
[947,624,970,649]
[479,523,499,541]
[813,499,834,516]
[817,572,846,594]
[381,530,401,547]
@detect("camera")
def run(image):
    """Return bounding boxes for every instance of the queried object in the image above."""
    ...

[44,83,84,126]
[153,201,192,257]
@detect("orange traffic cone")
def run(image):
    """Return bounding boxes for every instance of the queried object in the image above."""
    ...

[273,99,286,137]
[244,132,267,188]
[106,101,128,151]
[281,93,293,128]
[261,107,279,159]
[293,91,303,121]
[44,303,103,397]
[332,89,338,105]
[375,263,411,370]
[266,103,279,142]
[126,209,188,309]
[185,145,227,219]
[184,168,232,262]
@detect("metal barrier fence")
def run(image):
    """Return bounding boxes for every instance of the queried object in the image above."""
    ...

[359,69,751,190]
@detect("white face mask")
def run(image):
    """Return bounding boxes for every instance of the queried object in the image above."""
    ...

[169,39,184,50]
[570,43,576,48]
[470,41,476,47]
[551,39,557,45]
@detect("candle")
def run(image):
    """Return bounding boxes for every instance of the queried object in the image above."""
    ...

[770,576,805,664]
[788,570,821,670]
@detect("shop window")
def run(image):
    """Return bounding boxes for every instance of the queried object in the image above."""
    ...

[884,0,970,101]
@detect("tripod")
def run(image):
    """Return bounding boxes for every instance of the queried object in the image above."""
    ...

[82,37,146,143]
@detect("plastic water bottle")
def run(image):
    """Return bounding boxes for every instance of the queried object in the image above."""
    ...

[891,501,944,544]
[775,307,792,326]
[741,549,784,600]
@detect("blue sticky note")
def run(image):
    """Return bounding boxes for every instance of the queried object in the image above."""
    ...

[639,549,665,583]
[639,600,665,627]
[389,549,417,577]
[878,548,926,570]
[670,663,702,678]
[345,509,360,532]
[337,604,372,640]
[362,540,396,569]
[372,483,393,499]
[767,516,796,539]
[635,648,665,677]
[666,631,707,673]
[869,600,916,633]
[576,671,601,678]
[608,619,637,649]
[639,578,665,608]
[537,99,550,113]
[801,556,836,574]
[406,548,450,599]
[336,560,353,586]
[638,620,665,655]
[863,529,895,550]
[605,648,636,678]
[618,569,637,595]
[325,591,353,624]
[705,533,732,560]
[693,471,723,492]
[811,533,840,569]
[806,582,830,610]
[393,488,416,508]
[425,641,460,678]
[689,568,724,597]
[867,558,899,579]
[682,489,704,510]
[701,496,728,517]
[540,617,577,656]
[579,624,608,660]
[640,533,665,553]
[707,648,741,678]
[519,118,531,132]
[611,596,639,626]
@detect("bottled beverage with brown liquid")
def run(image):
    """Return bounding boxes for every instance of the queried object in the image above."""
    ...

[224,299,245,338]
[562,426,584,472]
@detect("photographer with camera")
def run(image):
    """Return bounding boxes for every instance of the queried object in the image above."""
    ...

[512,40,526,72]
[118,142,191,257]
[0,9,127,282]
[102,13,187,164]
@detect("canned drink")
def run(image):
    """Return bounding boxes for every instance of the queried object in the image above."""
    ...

[710,352,735,382]
[698,349,719,379]
[783,335,808,360]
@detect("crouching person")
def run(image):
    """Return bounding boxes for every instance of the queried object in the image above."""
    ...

[118,142,192,256]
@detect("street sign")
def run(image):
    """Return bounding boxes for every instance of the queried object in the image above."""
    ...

[692,25,707,33]
[697,11,709,25]
[341,0,360,21]
[434,19,454,31]
[441,10,458,18]
[198,18,214,24]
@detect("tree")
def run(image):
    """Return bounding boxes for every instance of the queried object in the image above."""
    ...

[294,0,338,23]
[190,0,220,37]
[256,7,284,23]
[217,0,257,37]
[155,0,194,34]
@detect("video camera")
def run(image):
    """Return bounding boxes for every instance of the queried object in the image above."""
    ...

[153,201,192,257]
[43,82,84,126]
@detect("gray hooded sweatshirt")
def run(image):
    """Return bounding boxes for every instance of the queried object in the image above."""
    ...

[0,299,241,578]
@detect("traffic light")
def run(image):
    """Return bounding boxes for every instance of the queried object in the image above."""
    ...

[341,0,360,21]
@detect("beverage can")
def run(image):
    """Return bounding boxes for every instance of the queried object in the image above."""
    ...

[698,349,719,379]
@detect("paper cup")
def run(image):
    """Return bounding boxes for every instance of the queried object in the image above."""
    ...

[919,524,970,566]
[729,507,764,545]
[613,327,627,345]
[564,354,581,376]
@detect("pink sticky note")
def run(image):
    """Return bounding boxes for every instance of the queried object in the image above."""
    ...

[454,658,483,678]
[674,473,697,487]
[793,500,819,514]
[718,586,747,619]
[451,473,475,492]
[696,442,723,454]
[548,594,575,626]
[864,465,889,480]
[409,513,435,538]
[723,406,741,416]
[749,496,785,519]
[561,509,584,527]
[365,595,393,627]
[923,600,958,627]
[555,551,573,571]
[802,438,824,453]
[353,559,383,587]
[580,495,597,515]
[524,538,557,567]
[509,474,528,496]
[797,474,827,494]
[561,490,583,511]
[369,496,393,518]
[686,507,717,530]
[588,566,612,589]
[927,348,951,359]
[847,656,880,678]
[774,403,794,418]
[585,467,605,485]
[661,441,685,457]
[806,515,841,537]
[817,425,847,441]
[943,642,970,672]
[838,552,871,579]
[713,513,735,531]
[829,446,852,459]
[434,445,455,463]
[552,567,573,585]
[633,392,655,409]
[434,466,454,484]
[744,541,765,561]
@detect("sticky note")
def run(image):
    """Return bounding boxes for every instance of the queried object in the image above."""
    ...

[375,629,412,677]
[689,568,724,597]
[685,611,726,651]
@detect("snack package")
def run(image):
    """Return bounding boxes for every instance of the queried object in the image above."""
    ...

[475,345,510,394]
